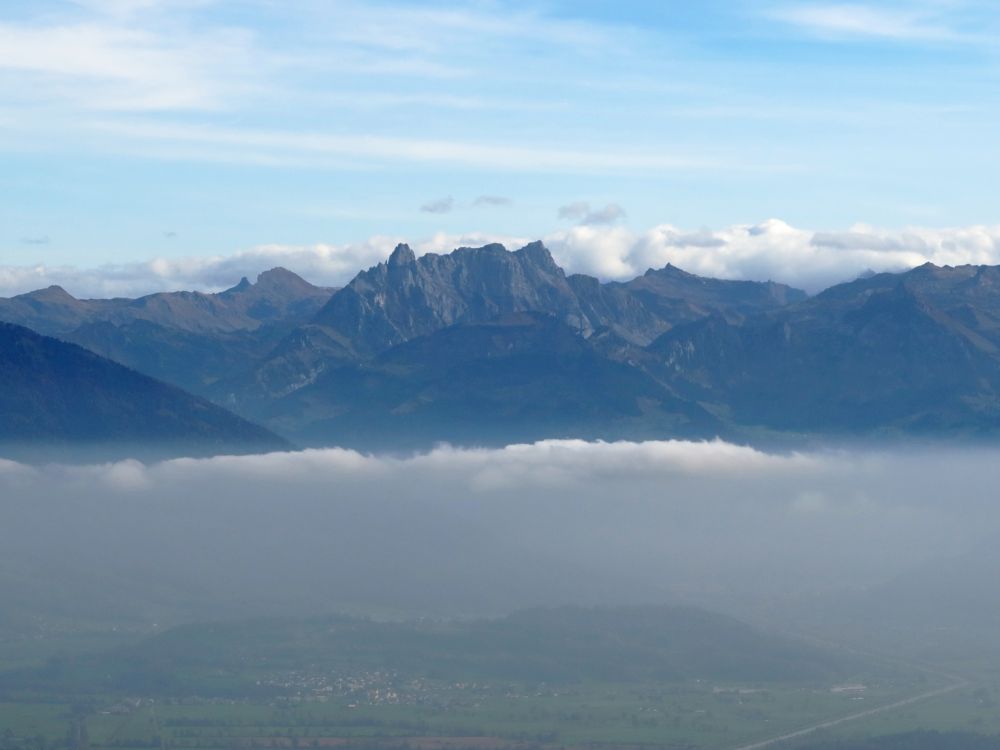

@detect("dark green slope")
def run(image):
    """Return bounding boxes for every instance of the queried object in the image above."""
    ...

[0,322,287,454]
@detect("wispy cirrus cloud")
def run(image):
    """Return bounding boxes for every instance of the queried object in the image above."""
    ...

[0,18,258,111]
[85,119,726,174]
[769,3,967,42]
[0,1,623,115]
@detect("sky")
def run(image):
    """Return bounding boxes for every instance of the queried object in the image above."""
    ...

[2,0,1000,294]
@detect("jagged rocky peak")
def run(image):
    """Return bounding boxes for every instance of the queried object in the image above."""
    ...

[223,277,253,295]
[379,240,557,270]
[387,243,417,267]
[309,238,587,357]
[515,240,560,269]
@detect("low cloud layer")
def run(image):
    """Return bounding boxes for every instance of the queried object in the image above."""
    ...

[1,439,997,627]
[4,220,1000,298]
[545,219,1000,292]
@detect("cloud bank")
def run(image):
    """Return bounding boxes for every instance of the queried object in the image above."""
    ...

[1,439,996,626]
[5,220,1000,298]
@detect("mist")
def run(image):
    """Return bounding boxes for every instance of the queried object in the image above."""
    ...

[2,439,998,640]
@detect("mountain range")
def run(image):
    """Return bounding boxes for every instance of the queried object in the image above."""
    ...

[0,268,335,396]
[4,241,1000,451]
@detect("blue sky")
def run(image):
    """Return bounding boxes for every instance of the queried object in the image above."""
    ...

[2,0,1000,287]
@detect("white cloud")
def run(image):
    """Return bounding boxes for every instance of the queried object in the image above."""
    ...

[545,224,639,279]
[143,438,810,491]
[771,3,963,42]
[544,219,1000,292]
[4,220,1000,298]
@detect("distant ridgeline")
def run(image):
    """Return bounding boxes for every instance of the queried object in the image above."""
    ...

[6,244,1000,450]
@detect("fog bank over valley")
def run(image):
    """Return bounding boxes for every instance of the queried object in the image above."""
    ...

[3,438,998,649]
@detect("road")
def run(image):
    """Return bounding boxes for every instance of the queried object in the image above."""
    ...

[726,676,969,750]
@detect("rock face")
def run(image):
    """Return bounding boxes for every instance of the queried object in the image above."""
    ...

[0,322,286,455]
[650,264,1000,435]
[311,242,592,356]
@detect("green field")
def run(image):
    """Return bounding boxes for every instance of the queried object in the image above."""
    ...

[0,682,933,750]
[802,680,1000,745]
[0,608,990,750]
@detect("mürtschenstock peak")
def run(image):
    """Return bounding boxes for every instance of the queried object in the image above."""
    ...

[312,241,595,355]
[218,241,808,446]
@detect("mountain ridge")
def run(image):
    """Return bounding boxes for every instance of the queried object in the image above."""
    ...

[8,242,1000,446]
[0,268,337,396]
